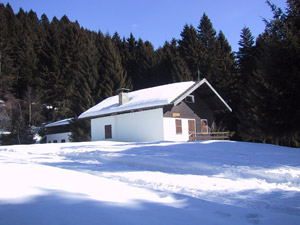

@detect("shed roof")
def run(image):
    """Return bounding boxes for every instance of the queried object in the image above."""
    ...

[79,79,231,119]
[45,118,73,128]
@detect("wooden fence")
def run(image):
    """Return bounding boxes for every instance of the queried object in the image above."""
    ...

[189,132,233,141]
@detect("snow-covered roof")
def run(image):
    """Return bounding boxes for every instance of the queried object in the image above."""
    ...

[0,129,10,135]
[45,118,73,128]
[79,79,231,119]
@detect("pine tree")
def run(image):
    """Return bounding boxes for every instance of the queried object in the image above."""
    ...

[0,4,16,96]
[197,13,218,82]
[69,118,91,142]
[112,32,127,62]
[1,4,26,98]
[178,24,201,77]
[12,8,40,98]
[236,27,259,141]
[154,41,174,85]
[67,29,99,141]
[58,16,82,118]
[123,33,139,89]
[170,51,192,82]
[214,31,237,98]
[39,16,64,121]
[198,13,217,49]
[132,39,157,89]
[236,27,255,84]
[98,35,132,99]
[249,0,300,146]
[209,31,238,134]
[71,30,98,116]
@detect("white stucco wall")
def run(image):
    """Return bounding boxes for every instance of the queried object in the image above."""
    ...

[91,108,164,142]
[163,118,195,141]
[46,132,71,143]
[91,115,116,141]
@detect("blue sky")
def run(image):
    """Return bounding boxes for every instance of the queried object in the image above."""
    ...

[2,0,287,52]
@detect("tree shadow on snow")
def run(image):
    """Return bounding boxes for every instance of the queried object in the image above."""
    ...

[0,188,235,225]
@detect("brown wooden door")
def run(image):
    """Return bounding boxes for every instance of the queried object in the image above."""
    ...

[175,119,182,134]
[188,120,196,141]
[201,119,208,133]
[105,125,112,139]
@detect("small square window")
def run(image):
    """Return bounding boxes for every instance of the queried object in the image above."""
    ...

[185,95,195,103]
[53,140,57,143]
[61,139,66,143]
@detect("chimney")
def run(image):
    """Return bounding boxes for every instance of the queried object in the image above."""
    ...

[118,88,130,105]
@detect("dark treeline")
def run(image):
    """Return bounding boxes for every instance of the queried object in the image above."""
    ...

[0,0,299,147]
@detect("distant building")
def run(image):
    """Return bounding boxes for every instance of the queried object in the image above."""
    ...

[79,79,232,142]
[45,118,73,143]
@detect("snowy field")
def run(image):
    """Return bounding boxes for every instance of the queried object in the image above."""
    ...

[0,140,299,225]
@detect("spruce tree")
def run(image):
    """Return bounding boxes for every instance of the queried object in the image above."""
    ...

[132,39,157,89]
[39,17,64,121]
[170,50,192,82]
[98,35,132,99]
[112,32,128,63]
[123,33,139,89]
[198,13,217,50]
[178,24,201,77]
[211,31,239,134]
[214,30,236,99]
[236,27,259,141]
[0,4,16,96]
[250,0,300,146]
[236,27,255,85]
[71,30,98,116]
[69,118,91,142]
[12,9,40,98]
[197,13,218,82]
[154,41,174,85]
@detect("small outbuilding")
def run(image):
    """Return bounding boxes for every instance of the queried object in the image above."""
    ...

[45,118,73,143]
[79,79,232,142]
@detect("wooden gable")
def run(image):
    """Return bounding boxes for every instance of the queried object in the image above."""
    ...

[163,96,214,133]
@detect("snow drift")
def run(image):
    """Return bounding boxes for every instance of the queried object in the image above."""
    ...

[0,140,299,225]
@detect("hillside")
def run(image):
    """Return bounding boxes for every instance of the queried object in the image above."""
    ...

[0,141,299,224]
[1,2,300,147]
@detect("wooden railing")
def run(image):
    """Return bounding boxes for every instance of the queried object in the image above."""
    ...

[189,132,233,141]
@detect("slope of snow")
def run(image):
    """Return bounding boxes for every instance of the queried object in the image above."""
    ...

[0,141,299,224]
[78,81,194,118]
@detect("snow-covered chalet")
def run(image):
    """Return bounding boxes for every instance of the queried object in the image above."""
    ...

[79,79,232,142]
[45,118,73,143]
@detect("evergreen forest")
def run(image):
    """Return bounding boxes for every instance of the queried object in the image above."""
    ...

[0,0,299,147]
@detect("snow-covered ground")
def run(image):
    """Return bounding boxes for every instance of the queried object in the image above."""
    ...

[0,140,299,225]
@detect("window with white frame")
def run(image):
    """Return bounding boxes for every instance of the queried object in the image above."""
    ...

[185,95,195,103]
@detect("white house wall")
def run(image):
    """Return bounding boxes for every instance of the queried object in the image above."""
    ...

[91,108,164,142]
[163,117,194,141]
[91,115,116,141]
[46,132,71,143]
